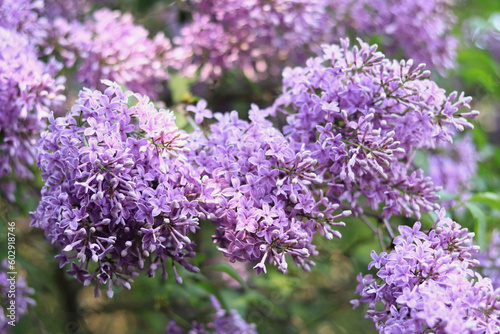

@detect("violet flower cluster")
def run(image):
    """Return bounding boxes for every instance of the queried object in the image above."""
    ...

[45,8,172,98]
[31,81,212,297]
[165,296,257,334]
[0,0,48,42]
[268,38,478,219]
[186,103,350,274]
[427,134,478,206]
[0,21,65,200]
[334,0,458,71]
[0,261,35,331]
[173,0,335,80]
[353,209,500,333]
[476,229,500,290]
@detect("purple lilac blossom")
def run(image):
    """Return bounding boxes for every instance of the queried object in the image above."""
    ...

[333,0,458,71]
[0,27,65,200]
[31,81,213,297]
[268,38,478,219]
[45,8,172,98]
[428,134,478,207]
[476,229,500,290]
[185,104,350,274]
[0,261,35,331]
[40,0,92,20]
[173,0,335,80]
[166,296,257,334]
[0,0,48,42]
[353,209,500,333]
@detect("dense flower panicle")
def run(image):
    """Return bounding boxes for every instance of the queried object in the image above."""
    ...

[268,38,478,219]
[476,229,500,289]
[186,103,349,274]
[173,0,335,80]
[0,28,65,200]
[0,0,48,42]
[334,0,458,71]
[166,296,257,334]
[46,8,172,98]
[31,82,210,297]
[0,261,35,331]
[353,210,500,333]
[40,0,91,20]
[428,134,478,206]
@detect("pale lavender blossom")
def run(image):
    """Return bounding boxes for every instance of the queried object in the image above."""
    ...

[0,261,35,331]
[476,229,500,289]
[46,8,172,98]
[173,0,335,80]
[333,0,458,71]
[353,209,500,333]
[428,134,479,207]
[187,100,213,124]
[31,81,213,297]
[269,38,478,219]
[185,105,350,274]
[0,28,65,200]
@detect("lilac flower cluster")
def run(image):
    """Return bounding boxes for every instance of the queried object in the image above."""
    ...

[353,209,500,333]
[0,25,65,200]
[45,8,172,98]
[334,0,458,71]
[173,0,335,80]
[428,134,478,206]
[268,38,478,219]
[0,0,48,42]
[165,296,257,334]
[0,261,35,331]
[476,229,500,290]
[186,103,349,274]
[31,81,211,297]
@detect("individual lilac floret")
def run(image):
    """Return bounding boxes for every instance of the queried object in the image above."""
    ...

[0,261,35,331]
[186,106,350,274]
[31,81,211,297]
[476,229,500,289]
[166,296,257,334]
[428,134,479,207]
[353,209,500,333]
[0,28,65,200]
[173,0,335,80]
[269,38,478,219]
[46,8,172,98]
[333,0,458,71]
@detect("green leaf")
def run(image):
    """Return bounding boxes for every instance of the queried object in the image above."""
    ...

[203,262,249,290]
[469,192,500,211]
[168,74,196,104]
[466,202,486,249]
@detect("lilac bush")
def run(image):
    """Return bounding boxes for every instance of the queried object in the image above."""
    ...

[0,0,48,42]
[0,261,35,331]
[334,0,458,71]
[45,8,172,98]
[268,38,478,219]
[476,229,500,289]
[353,209,500,333]
[173,0,335,80]
[185,105,350,274]
[0,27,65,200]
[428,134,479,207]
[31,81,214,297]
